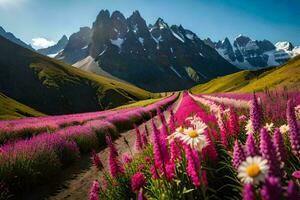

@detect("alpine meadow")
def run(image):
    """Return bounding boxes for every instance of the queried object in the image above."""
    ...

[0,0,299,199]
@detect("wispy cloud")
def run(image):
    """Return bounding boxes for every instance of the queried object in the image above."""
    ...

[0,0,26,9]
[32,38,56,49]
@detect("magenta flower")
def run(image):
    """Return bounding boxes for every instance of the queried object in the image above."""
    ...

[292,170,300,179]
[232,140,246,169]
[245,132,258,157]
[107,139,124,177]
[122,152,133,164]
[286,100,300,156]
[92,151,103,171]
[228,108,240,136]
[150,165,159,179]
[165,161,176,181]
[260,176,282,200]
[105,135,118,157]
[250,94,263,133]
[135,125,143,151]
[131,172,146,192]
[260,128,281,177]
[287,180,300,200]
[141,131,148,147]
[202,130,218,162]
[185,145,201,187]
[108,152,124,178]
[89,180,100,200]
[170,139,181,161]
[144,156,151,163]
[217,112,228,148]
[273,128,287,164]
[243,184,255,200]
[151,120,167,175]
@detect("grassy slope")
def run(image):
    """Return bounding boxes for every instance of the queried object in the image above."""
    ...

[191,55,300,94]
[0,92,45,120]
[0,35,154,116]
[30,56,152,100]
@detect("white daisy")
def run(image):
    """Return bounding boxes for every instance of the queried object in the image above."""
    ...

[167,126,185,142]
[279,124,289,134]
[180,127,208,151]
[264,122,274,132]
[237,156,269,185]
[245,120,253,135]
[186,115,208,130]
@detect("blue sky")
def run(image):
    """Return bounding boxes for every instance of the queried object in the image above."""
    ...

[0,0,299,48]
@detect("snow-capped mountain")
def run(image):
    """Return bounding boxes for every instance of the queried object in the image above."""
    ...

[204,35,300,69]
[0,26,34,51]
[37,35,68,57]
[57,10,238,92]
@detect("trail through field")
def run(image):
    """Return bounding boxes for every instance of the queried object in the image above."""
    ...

[25,95,182,200]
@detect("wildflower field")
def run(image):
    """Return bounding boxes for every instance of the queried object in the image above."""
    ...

[1,90,300,199]
[89,91,300,200]
[0,94,177,198]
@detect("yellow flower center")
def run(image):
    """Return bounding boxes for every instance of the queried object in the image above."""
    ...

[178,127,184,133]
[188,130,199,138]
[246,164,261,177]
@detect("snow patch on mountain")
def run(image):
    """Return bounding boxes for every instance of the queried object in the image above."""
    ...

[111,38,124,49]
[170,66,183,78]
[171,30,185,43]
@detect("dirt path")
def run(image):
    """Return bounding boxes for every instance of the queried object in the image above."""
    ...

[24,95,182,200]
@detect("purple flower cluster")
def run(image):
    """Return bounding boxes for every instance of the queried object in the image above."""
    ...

[286,100,300,156]
[260,128,281,177]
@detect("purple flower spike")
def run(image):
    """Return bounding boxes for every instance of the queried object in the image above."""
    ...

[260,128,281,177]
[243,184,255,200]
[105,135,118,157]
[232,140,246,169]
[287,180,300,200]
[228,108,240,136]
[134,125,143,151]
[89,180,100,200]
[260,176,282,200]
[245,132,258,157]
[151,120,167,176]
[286,100,300,156]
[250,94,263,133]
[273,128,287,164]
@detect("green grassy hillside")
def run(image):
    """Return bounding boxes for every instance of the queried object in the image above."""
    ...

[0,93,45,120]
[0,35,153,116]
[191,55,300,94]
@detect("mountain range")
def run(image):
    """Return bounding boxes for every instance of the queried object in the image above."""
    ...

[0,26,34,50]
[37,35,69,57]
[204,35,300,69]
[0,35,152,116]
[54,10,239,92]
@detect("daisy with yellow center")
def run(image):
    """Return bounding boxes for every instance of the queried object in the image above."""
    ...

[167,126,186,142]
[264,122,274,132]
[237,156,269,184]
[180,127,208,151]
[279,124,289,134]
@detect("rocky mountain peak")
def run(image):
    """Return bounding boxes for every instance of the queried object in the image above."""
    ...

[154,18,169,30]
[203,38,215,48]
[275,41,294,51]
[58,10,238,92]
[234,35,251,47]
